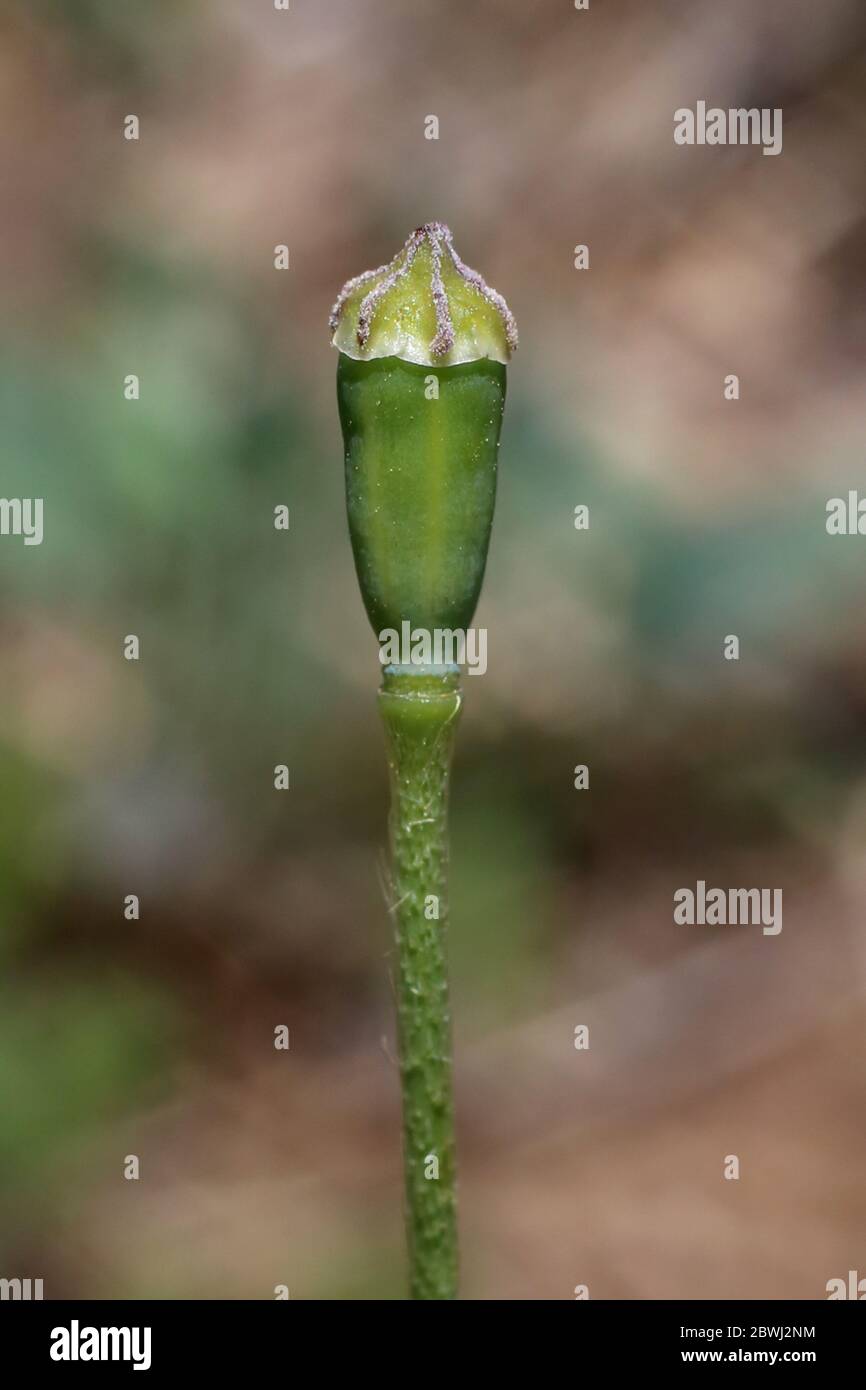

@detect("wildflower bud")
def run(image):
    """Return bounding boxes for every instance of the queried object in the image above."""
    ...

[331,222,517,640]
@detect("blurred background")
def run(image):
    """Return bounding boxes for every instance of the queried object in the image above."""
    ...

[1,0,865,1299]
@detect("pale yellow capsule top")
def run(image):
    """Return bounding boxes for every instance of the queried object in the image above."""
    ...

[329,221,518,368]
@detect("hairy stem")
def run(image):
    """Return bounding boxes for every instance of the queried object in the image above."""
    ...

[379,668,461,1300]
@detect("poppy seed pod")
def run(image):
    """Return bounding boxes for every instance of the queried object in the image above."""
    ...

[330,224,517,1299]
[331,222,517,642]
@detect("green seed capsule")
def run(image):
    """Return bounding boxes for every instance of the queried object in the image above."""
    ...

[331,224,517,1299]
[330,222,517,641]
[337,354,505,634]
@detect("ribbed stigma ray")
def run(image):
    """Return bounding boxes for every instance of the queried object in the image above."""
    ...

[442,227,519,355]
[328,263,388,335]
[356,232,422,350]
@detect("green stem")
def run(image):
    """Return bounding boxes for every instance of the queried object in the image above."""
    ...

[379,668,461,1299]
